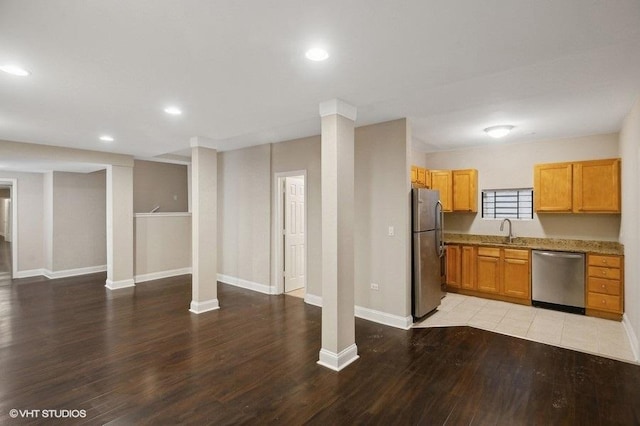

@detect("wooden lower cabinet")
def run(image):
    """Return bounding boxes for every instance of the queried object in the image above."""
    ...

[445,245,461,287]
[586,253,623,320]
[446,245,531,304]
[502,249,531,300]
[476,248,500,294]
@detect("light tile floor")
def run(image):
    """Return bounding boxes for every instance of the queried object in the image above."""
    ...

[415,292,638,364]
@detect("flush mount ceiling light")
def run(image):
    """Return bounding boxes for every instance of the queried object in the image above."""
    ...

[484,125,514,139]
[0,64,30,76]
[305,47,329,61]
[99,135,114,142]
[164,106,183,115]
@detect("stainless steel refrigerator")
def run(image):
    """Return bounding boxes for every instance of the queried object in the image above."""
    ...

[412,188,444,319]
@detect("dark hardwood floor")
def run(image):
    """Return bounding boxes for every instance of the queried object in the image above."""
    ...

[1,273,639,425]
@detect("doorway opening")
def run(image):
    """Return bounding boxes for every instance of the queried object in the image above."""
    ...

[274,171,307,297]
[0,180,17,283]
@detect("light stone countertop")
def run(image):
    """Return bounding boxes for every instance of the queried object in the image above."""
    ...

[444,233,623,256]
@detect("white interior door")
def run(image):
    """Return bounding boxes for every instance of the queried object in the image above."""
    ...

[284,176,305,292]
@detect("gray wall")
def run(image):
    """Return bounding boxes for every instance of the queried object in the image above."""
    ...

[51,171,106,271]
[135,214,191,277]
[217,144,272,286]
[420,133,621,240]
[133,160,188,213]
[619,98,640,359]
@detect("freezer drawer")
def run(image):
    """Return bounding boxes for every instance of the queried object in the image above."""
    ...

[532,250,585,314]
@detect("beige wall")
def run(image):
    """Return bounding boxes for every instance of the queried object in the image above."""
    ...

[619,98,640,359]
[0,188,9,198]
[423,133,621,240]
[217,144,272,286]
[0,171,44,272]
[354,119,412,317]
[51,171,106,271]
[133,160,188,213]
[271,135,322,295]
[134,214,191,277]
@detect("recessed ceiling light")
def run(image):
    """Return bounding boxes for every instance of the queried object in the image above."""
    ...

[0,64,30,77]
[305,48,329,61]
[484,125,514,139]
[99,135,114,142]
[164,106,182,115]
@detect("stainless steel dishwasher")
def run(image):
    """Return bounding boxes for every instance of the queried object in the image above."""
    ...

[532,250,585,314]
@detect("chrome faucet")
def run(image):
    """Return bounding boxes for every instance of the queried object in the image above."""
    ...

[500,218,514,243]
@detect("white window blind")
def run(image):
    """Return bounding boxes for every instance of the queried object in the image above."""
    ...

[482,188,533,219]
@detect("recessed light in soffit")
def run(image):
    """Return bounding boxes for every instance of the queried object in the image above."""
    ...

[0,64,31,76]
[164,106,183,115]
[305,47,329,61]
[99,135,114,142]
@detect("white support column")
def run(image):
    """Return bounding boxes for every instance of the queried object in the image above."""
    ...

[105,165,135,289]
[318,98,359,371]
[189,138,219,313]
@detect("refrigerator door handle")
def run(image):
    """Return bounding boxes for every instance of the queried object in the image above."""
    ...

[435,201,444,257]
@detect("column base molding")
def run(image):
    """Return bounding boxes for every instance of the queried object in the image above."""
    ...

[105,278,135,290]
[317,343,359,371]
[189,299,220,314]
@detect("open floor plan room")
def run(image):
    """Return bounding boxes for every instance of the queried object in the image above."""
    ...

[1,274,639,424]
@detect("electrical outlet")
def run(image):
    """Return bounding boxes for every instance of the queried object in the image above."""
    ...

[388,226,394,236]
[371,283,379,291]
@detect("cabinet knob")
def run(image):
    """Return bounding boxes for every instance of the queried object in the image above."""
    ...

[601,299,606,305]
[602,260,608,265]
[602,270,607,276]
[601,284,606,289]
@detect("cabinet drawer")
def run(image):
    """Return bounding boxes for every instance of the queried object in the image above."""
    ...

[587,292,621,313]
[587,277,621,296]
[504,249,529,260]
[477,247,500,257]
[588,266,621,280]
[588,255,621,268]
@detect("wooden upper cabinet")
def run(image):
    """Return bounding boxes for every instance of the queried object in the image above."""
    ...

[573,159,620,213]
[431,170,453,212]
[416,167,427,188]
[534,162,573,212]
[410,166,418,185]
[452,169,478,212]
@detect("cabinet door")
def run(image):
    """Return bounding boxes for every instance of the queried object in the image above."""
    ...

[452,169,478,212]
[534,163,573,212]
[460,246,476,289]
[503,258,530,299]
[410,166,418,185]
[445,245,461,287]
[431,170,453,212]
[476,254,500,294]
[416,167,427,188]
[573,159,620,213]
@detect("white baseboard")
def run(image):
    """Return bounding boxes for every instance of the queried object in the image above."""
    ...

[135,267,192,283]
[304,293,323,307]
[105,278,136,290]
[13,268,47,279]
[623,313,640,363]
[304,293,413,330]
[189,298,220,314]
[317,344,359,371]
[354,305,413,330]
[217,273,276,295]
[44,265,107,279]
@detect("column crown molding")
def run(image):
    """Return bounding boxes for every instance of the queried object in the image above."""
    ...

[189,136,216,149]
[319,98,357,121]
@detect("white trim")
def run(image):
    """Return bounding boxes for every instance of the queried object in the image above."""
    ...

[272,170,307,295]
[44,265,106,279]
[14,268,47,279]
[218,273,276,295]
[135,212,192,218]
[135,267,192,283]
[105,278,135,290]
[189,298,220,314]
[623,313,640,363]
[319,98,357,121]
[303,293,413,330]
[317,344,359,371]
[304,293,323,307]
[355,305,413,330]
[134,155,191,166]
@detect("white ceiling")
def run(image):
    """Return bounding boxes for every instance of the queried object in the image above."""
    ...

[0,0,639,165]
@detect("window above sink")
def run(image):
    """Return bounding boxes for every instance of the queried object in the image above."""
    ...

[482,188,533,220]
